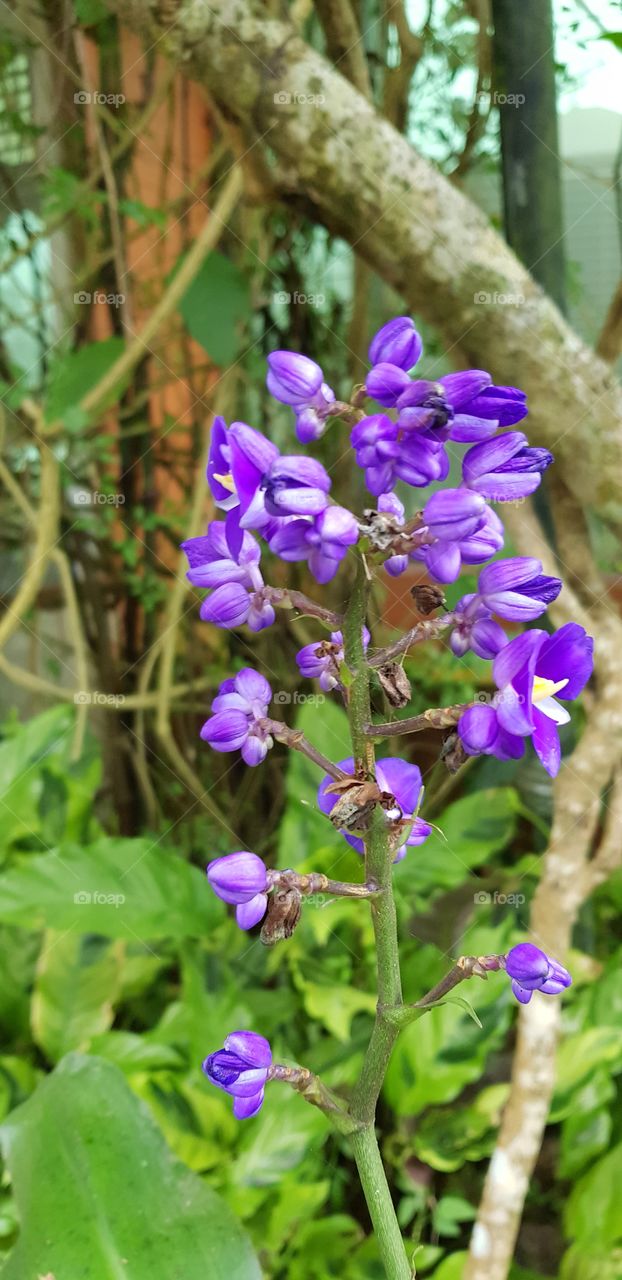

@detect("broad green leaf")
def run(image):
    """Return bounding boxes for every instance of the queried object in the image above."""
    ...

[278,698,351,866]
[599,31,622,51]
[384,983,511,1116]
[87,1031,184,1073]
[0,1053,261,1279]
[233,1089,328,1187]
[560,1243,622,1280]
[431,1252,468,1279]
[565,1142,622,1247]
[0,837,218,939]
[552,1028,622,1118]
[44,338,129,423]
[31,930,123,1062]
[413,1084,508,1172]
[396,787,519,895]
[177,251,250,365]
[301,980,376,1041]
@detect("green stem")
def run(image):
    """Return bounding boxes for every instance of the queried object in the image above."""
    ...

[351,1127,412,1280]
[343,549,411,1280]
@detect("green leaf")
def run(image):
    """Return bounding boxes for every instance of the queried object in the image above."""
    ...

[31,931,123,1062]
[301,980,376,1041]
[0,1053,261,1279]
[177,251,250,365]
[278,698,351,866]
[44,338,129,423]
[599,31,622,51]
[397,787,519,895]
[0,837,218,939]
[233,1089,328,1187]
[73,0,109,23]
[120,198,167,229]
[565,1142,622,1247]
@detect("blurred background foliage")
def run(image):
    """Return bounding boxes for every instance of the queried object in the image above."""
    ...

[0,0,620,1276]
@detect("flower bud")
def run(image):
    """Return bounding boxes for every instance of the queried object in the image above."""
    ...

[368,316,422,371]
[207,851,268,905]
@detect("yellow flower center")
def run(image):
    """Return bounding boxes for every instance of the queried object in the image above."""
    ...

[532,675,569,704]
[213,471,236,494]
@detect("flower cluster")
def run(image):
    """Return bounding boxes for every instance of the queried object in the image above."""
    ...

[189,316,592,1125]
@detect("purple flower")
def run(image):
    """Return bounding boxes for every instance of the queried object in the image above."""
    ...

[183,521,275,632]
[365,362,411,408]
[368,317,423,371]
[318,757,432,861]
[201,668,274,766]
[449,595,508,659]
[207,851,270,929]
[207,416,237,510]
[229,421,332,530]
[463,384,528,428]
[268,506,358,583]
[505,943,572,1004]
[458,623,594,776]
[463,432,553,502]
[422,489,487,542]
[296,627,370,692]
[396,371,492,443]
[413,500,505,584]
[477,557,562,621]
[351,413,449,495]
[203,1030,272,1119]
[266,351,336,442]
[378,493,409,576]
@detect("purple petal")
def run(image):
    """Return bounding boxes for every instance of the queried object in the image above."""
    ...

[269,519,312,560]
[536,623,594,700]
[207,851,268,904]
[438,370,491,408]
[462,432,527,482]
[275,456,331,492]
[479,557,542,594]
[506,943,550,985]
[224,1030,272,1067]
[368,317,422,371]
[268,486,330,518]
[308,549,340,583]
[424,540,462,583]
[458,704,499,754]
[241,734,270,766]
[234,669,272,706]
[449,414,500,443]
[470,618,508,659]
[366,362,411,407]
[493,630,545,691]
[200,583,251,628]
[375,758,423,815]
[236,894,269,929]
[531,706,562,777]
[511,980,533,1004]
[201,710,250,751]
[467,471,543,502]
[423,489,486,541]
[468,386,528,425]
[207,417,237,508]
[233,1089,265,1119]
[266,351,323,405]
